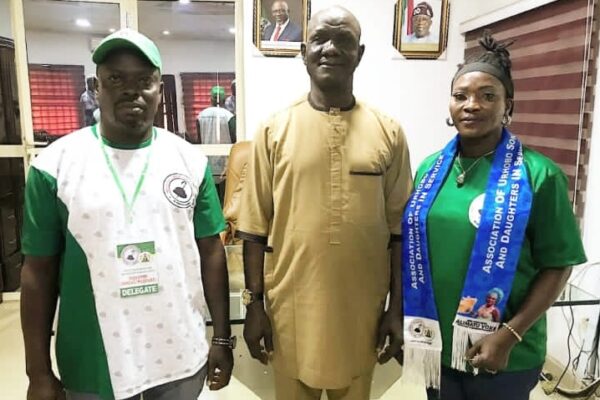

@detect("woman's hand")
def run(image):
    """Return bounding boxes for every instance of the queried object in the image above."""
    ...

[465,327,519,373]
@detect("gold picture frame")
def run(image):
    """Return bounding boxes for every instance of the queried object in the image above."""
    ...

[393,0,450,59]
[253,0,311,57]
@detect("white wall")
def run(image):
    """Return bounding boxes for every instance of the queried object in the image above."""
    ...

[25,31,97,75]
[240,0,599,378]
[241,0,525,167]
[24,34,235,79]
[582,84,600,278]
[0,0,13,39]
[562,30,600,378]
[24,30,235,133]
[243,0,453,166]
[459,0,523,22]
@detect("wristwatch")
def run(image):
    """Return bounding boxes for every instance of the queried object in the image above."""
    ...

[242,289,264,306]
[212,336,237,349]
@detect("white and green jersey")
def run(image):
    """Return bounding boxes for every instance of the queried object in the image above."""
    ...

[22,126,226,399]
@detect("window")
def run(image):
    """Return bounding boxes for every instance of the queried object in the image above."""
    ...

[29,64,84,137]
[181,72,235,143]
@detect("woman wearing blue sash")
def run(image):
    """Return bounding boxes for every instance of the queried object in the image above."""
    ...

[401,32,587,400]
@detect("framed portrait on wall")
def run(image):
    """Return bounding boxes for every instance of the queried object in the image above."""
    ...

[393,0,450,59]
[253,0,310,57]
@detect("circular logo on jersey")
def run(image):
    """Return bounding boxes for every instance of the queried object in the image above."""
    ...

[408,319,435,340]
[163,173,194,208]
[121,245,140,266]
[469,193,485,228]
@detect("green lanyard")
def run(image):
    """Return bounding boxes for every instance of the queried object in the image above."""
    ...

[95,125,155,224]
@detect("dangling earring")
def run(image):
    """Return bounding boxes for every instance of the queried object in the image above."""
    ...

[502,114,512,126]
[446,117,455,127]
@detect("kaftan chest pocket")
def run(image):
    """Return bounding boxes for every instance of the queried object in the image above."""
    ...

[347,165,385,226]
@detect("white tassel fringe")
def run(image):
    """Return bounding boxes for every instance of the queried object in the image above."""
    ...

[451,324,486,373]
[403,346,441,390]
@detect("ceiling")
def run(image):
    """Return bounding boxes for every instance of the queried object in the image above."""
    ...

[23,0,235,41]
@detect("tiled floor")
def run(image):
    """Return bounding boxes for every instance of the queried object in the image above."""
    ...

[0,300,576,399]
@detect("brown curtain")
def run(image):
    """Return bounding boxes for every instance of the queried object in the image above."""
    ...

[464,0,598,217]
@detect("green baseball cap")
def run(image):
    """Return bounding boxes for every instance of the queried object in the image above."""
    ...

[211,86,226,98]
[92,28,162,73]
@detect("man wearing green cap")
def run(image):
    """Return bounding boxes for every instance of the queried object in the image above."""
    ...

[20,28,234,400]
[196,85,235,145]
[197,85,234,188]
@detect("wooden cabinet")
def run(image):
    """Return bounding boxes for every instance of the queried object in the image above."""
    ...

[0,37,21,144]
[0,36,24,298]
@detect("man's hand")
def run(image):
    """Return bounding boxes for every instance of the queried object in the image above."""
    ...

[207,345,233,390]
[376,309,404,364]
[27,374,65,400]
[243,302,273,365]
[465,327,519,373]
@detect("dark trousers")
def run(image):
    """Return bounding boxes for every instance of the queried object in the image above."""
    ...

[67,363,207,400]
[84,110,95,127]
[426,366,542,400]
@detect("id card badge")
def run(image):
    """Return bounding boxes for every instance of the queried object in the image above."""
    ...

[116,241,160,298]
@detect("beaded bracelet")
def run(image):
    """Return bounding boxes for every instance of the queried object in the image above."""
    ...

[502,322,523,342]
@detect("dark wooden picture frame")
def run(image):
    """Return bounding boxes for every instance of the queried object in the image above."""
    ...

[253,0,310,57]
[393,0,450,59]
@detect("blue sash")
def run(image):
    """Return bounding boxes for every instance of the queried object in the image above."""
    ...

[402,129,532,388]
